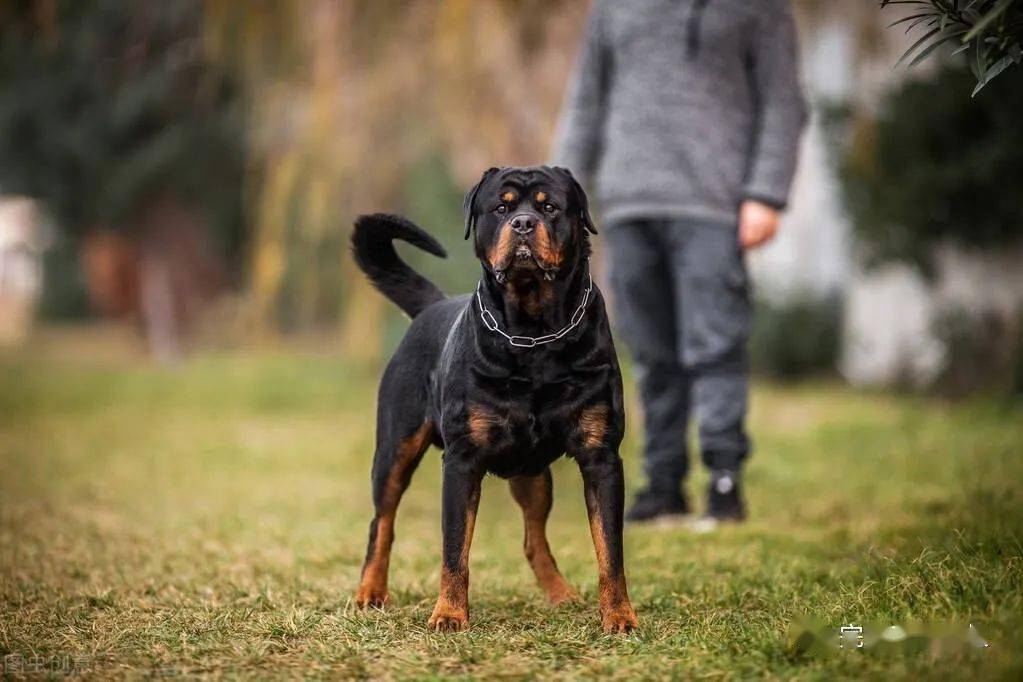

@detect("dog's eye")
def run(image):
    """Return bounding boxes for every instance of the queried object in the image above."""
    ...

[495,204,508,214]
[543,203,557,214]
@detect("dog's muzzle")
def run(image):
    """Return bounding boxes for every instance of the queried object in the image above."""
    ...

[493,214,559,283]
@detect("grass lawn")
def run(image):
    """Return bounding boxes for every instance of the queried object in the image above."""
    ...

[2,330,1022,679]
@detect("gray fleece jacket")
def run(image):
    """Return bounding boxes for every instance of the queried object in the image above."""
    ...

[552,0,808,226]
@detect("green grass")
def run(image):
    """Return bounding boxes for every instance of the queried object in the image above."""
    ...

[2,331,1022,679]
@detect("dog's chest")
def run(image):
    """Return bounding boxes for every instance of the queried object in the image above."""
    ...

[472,380,579,478]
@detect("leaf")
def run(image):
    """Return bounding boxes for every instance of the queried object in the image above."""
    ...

[905,15,941,33]
[976,36,987,79]
[972,54,1016,95]
[895,27,942,67]
[962,0,1017,42]
[908,30,969,68]
[888,12,938,29]
[967,34,989,82]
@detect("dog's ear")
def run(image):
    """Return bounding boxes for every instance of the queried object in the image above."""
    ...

[463,167,500,240]
[554,166,597,234]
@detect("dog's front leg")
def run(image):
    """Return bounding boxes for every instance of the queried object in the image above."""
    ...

[428,453,483,632]
[577,449,639,634]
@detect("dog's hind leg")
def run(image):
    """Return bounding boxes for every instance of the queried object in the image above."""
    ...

[509,469,580,605]
[355,419,434,608]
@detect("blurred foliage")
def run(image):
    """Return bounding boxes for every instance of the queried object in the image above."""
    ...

[1013,309,1023,397]
[37,233,91,319]
[397,153,476,294]
[834,65,1023,273]
[750,295,843,379]
[0,0,247,259]
[0,0,588,342]
[201,0,586,340]
[882,0,1023,95]
[932,305,1023,397]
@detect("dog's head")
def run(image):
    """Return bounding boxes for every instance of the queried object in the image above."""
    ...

[463,166,595,284]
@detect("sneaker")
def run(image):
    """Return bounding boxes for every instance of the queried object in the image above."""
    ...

[625,487,690,524]
[704,469,746,522]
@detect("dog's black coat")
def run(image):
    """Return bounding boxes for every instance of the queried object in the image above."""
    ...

[351,165,637,633]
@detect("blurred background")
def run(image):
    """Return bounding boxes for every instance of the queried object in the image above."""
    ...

[0,0,1020,396]
[2,3,1022,676]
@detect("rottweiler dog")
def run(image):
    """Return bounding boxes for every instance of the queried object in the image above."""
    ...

[350,165,637,633]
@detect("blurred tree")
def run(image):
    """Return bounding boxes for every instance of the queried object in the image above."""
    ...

[836,65,1023,272]
[0,0,246,359]
[882,0,1023,95]
[203,0,586,356]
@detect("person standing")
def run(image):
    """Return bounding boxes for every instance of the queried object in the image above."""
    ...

[552,0,807,524]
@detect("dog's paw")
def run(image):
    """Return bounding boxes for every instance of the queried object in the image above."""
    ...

[354,583,389,609]
[545,581,581,606]
[427,603,469,632]
[600,603,639,634]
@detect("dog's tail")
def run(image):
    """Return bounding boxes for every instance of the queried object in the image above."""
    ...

[351,213,448,318]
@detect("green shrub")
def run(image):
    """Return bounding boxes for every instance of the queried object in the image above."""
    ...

[37,234,90,320]
[837,65,1023,273]
[932,305,1023,398]
[1013,309,1023,397]
[750,295,842,380]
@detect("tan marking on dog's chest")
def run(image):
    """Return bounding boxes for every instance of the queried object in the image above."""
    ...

[506,280,554,319]
[468,405,503,446]
[578,404,609,448]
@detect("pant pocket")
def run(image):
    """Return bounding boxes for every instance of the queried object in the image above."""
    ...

[679,248,751,370]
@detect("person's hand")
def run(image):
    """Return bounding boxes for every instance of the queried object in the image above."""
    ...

[738,200,781,250]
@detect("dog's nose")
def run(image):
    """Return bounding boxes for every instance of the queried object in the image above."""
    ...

[510,214,536,234]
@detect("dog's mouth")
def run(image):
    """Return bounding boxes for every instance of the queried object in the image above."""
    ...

[494,239,558,283]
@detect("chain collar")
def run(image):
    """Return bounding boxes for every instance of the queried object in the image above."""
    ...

[475,268,593,349]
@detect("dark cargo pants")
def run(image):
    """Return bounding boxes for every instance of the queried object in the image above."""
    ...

[605,217,751,493]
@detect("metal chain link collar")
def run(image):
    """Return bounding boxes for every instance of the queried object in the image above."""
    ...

[475,268,593,349]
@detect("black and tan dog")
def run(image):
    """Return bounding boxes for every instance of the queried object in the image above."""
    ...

[350,165,637,633]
